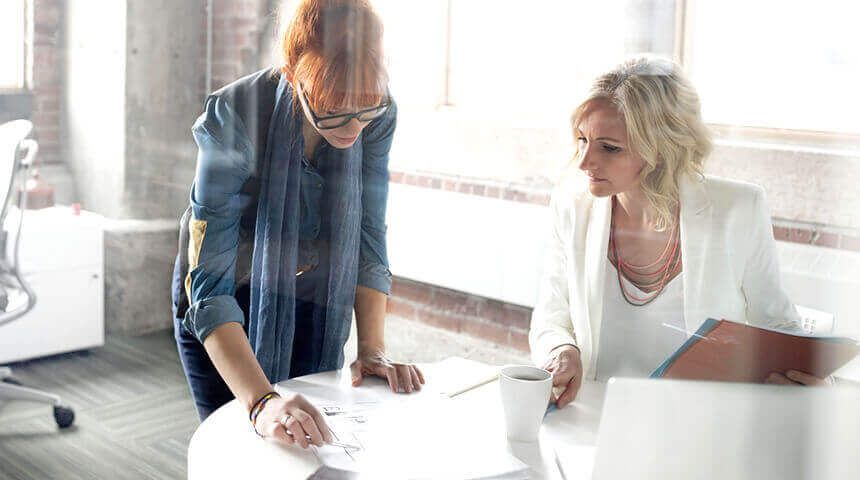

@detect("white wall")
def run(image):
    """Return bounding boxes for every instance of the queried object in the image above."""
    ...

[64,0,126,218]
[387,182,549,308]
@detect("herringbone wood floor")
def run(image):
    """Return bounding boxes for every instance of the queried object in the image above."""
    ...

[0,330,198,480]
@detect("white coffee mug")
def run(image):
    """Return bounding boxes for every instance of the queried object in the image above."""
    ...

[499,365,552,442]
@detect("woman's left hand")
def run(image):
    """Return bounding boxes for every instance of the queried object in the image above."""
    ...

[764,369,830,386]
[350,349,425,393]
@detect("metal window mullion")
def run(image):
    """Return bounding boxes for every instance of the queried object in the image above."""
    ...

[673,0,690,68]
[23,0,32,90]
[442,0,453,107]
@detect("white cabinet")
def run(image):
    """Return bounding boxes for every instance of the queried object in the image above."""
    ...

[0,206,104,364]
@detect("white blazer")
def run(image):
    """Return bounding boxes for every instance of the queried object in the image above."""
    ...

[528,174,800,379]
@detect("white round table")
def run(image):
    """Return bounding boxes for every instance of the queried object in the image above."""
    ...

[188,359,606,479]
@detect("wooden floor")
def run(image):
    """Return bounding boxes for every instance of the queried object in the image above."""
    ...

[0,330,199,480]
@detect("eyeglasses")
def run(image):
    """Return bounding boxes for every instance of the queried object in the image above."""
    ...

[295,82,390,130]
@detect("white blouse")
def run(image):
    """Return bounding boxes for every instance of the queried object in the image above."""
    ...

[595,261,687,382]
[528,175,801,379]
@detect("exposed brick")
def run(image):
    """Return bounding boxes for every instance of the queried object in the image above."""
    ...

[34,4,59,24]
[472,184,486,196]
[509,330,530,352]
[30,112,60,126]
[433,288,479,317]
[390,278,432,304]
[812,232,839,249]
[479,299,532,330]
[33,48,58,65]
[416,175,431,188]
[486,186,501,198]
[212,62,238,78]
[37,98,59,112]
[389,171,403,183]
[789,228,813,244]
[842,235,860,252]
[403,174,417,186]
[431,178,442,189]
[502,188,518,201]
[457,182,472,194]
[35,127,59,143]
[387,298,416,321]
[772,226,790,241]
[462,319,509,346]
[231,17,260,29]
[443,181,457,192]
[415,308,462,332]
[528,193,551,206]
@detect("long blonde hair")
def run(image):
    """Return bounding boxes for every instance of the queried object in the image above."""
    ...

[571,56,713,231]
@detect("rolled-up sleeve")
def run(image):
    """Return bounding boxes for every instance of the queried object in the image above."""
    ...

[182,95,254,344]
[357,101,397,295]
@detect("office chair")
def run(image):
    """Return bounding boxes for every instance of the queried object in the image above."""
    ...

[0,120,75,428]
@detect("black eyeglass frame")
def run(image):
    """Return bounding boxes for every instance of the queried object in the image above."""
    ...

[295,82,391,130]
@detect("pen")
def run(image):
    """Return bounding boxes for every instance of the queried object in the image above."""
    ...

[327,439,360,450]
[445,374,499,398]
[285,430,361,450]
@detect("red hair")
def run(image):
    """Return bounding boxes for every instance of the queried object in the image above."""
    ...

[282,0,387,113]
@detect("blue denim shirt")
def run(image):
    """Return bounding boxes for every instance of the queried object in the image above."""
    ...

[183,92,395,344]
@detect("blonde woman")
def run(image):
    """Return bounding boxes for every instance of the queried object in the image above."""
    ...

[529,57,827,409]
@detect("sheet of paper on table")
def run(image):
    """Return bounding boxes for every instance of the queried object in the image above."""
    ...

[277,374,529,479]
[425,356,502,397]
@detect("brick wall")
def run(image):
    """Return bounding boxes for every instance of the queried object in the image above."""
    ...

[210,0,271,91]
[388,277,532,353]
[26,0,274,162]
[29,0,62,165]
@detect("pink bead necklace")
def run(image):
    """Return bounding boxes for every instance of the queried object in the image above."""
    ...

[609,195,682,306]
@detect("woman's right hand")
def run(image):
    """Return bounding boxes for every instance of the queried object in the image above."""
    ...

[254,393,333,449]
[542,344,584,409]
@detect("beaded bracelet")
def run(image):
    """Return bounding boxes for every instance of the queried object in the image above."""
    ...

[249,392,279,436]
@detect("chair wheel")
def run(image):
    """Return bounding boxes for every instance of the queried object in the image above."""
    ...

[1,376,23,386]
[53,405,75,428]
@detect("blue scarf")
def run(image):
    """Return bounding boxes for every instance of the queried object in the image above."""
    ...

[247,77,361,383]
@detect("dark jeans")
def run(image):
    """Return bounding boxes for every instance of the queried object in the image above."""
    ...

[174,271,327,422]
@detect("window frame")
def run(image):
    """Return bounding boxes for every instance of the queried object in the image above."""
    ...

[0,0,29,93]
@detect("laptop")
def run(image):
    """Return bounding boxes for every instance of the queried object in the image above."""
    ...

[590,378,860,480]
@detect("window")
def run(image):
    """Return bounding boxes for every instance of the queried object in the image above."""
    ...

[682,0,860,135]
[0,0,26,90]
[373,0,679,184]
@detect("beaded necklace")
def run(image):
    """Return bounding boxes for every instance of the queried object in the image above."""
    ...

[608,195,682,306]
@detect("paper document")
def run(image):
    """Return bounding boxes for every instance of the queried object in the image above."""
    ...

[277,372,529,479]
[311,401,379,470]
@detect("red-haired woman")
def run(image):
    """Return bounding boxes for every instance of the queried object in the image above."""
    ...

[171,0,423,448]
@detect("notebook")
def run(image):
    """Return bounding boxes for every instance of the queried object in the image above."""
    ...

[651,318,860,382]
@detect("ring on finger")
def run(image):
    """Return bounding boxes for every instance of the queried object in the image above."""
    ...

[280,413,292,425]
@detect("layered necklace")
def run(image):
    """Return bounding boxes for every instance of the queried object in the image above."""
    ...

[608,195,682,306]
